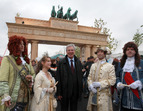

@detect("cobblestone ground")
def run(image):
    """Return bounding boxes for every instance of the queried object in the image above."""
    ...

[56,95,119,111]
[56,95,88,111]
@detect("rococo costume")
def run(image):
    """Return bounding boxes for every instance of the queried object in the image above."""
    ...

[116,57,143,110]
[0,35,35,111]
[87,58,116,111]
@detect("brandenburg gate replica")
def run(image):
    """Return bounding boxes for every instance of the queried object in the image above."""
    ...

[6,15,107,61]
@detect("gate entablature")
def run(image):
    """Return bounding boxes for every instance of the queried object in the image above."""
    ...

[7,17,107,60]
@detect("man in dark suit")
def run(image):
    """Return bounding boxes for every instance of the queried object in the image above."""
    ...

[56,44,83,111]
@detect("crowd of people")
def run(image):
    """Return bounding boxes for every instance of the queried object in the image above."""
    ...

[0,35,143,111]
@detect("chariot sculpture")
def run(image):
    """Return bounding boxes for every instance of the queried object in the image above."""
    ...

[51,6,78,21]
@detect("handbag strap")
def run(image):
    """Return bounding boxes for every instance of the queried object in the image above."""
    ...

[7,56,19,96]
[7,56,19,72]
[6,56,29,88]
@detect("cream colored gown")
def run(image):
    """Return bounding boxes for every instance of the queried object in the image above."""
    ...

[30,70,56,111]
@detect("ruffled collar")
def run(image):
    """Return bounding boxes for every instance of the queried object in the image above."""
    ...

[123,56,135,72]
[20,57,26,65]
[99,58,106,64]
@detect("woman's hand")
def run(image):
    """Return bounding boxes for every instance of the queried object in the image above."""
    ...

[4,100,11,107]
[46,87,54,93]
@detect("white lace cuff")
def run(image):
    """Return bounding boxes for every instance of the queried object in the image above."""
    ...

[1,96,11,105]
[136,80,142,90]
[88,84,93,91]
[40,88,48,99]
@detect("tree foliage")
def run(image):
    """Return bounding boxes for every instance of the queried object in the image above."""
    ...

[94,18,118,52]
[75,46,80,58]
[133,27,143,47]
[107,34,118,51]
[94,18,107,29]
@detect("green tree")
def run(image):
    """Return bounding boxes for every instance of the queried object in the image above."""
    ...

[107,34,118,51]
[94,18,118,52]
[75,46,80,58]
[133,29,143,47]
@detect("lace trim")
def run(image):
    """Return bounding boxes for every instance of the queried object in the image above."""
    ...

[1,95,11,105]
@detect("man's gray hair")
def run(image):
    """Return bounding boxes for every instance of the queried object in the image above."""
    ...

[66,44,76,51]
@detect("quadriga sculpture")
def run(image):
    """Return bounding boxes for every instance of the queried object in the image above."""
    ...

[69,10,78,20]
[51,6,56,17]
[63,7,71,20]
[57,6,63,18]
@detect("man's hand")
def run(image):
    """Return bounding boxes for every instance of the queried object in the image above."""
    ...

[57,96,62,100]
[117,82,125,90]
[82,69,86,72]
[92,82,101,88]
[86,66,89,69]
[25,75,33,88]
[4,100,11,107]
[25,75,32,82]
[91,88,97,94]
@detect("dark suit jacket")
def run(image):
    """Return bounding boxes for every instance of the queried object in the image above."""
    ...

[56,55,83,99]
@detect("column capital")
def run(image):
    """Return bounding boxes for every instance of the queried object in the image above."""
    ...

[91,45,97,48]
[85,45,91,48]
[31,40,39,43]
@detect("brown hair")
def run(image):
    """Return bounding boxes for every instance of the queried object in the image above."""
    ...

[120,42,140,68]
[31,59,36,63]
[8,35,30,65]
[36,56,51,74]
[95,49,107,55]
[51,59,56,64]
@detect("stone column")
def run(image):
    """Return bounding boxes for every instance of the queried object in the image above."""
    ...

[31,40,38,60]
[91,45,97,57]
[80,46,85,62]
[84,45,91,61]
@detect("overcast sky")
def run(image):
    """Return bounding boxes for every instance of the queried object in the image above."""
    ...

[0,0,143,58]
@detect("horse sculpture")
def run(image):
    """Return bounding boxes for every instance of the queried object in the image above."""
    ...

[63,7,71,20]
[69,10,78,20]
[57,6,63,18]
[51,6,56,17]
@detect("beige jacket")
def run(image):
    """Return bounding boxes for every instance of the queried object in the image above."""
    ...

[0,55,35,111]
[87,60,116,111]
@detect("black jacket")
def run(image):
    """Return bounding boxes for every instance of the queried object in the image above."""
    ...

[56,55,83,99]
[84,61,94,78]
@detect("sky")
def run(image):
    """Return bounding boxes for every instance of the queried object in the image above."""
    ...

[0,0,143,58]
